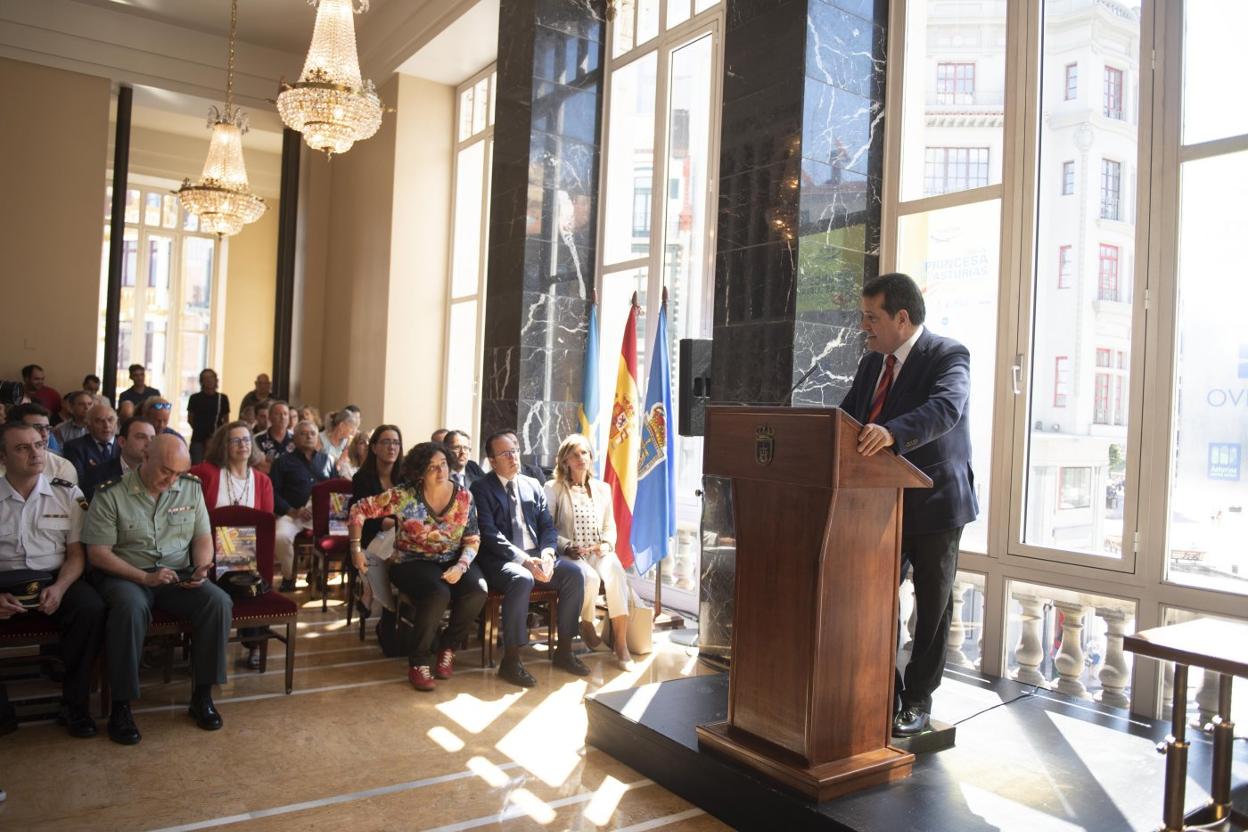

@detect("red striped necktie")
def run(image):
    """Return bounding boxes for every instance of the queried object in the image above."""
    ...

[867,354,897,424]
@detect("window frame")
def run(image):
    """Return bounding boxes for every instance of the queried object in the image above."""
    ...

[441,64,497,442]
[1101,157,1123,220]
[1064,62,1078,101]
[936,61,977,105]
[597,0,725,611]
[1061,160,1075,194]
[1104,64,1125,120]
[881,0,1248,718]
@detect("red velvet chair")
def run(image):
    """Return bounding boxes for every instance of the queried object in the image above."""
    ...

[310,478,356,615]
[209,505,298,694]
[0,613,79,718]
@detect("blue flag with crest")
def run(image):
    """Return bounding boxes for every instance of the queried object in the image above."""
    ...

[630,295,675,576]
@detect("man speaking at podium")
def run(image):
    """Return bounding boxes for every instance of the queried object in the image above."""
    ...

[839,273,978,738]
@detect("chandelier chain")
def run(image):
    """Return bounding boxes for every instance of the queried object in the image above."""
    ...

[226,0,238,111]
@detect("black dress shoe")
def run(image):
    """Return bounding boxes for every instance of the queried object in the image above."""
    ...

[552,649,590,677]
[188,694,223,731]
[278,578,296,593]
[498,659,536,688]
[107,703,141,745]
[892,707,930,737]
[61,703,98,738]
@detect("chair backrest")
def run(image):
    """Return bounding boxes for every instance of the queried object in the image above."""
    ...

[312,478,354,539]
[209,505,277,583]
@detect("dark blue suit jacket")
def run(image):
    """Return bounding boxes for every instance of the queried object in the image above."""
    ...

[85,456,125,501]
[470,472,558,565]
[840,328,978,535]
[62,435,120,499]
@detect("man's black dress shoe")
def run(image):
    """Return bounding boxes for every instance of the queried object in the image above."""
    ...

[60,703,98,738]
[552,649,590,677]
[892,707,930,737]
[107,703,141,745]
[188,694,223,731]
[498,659,536,688]
[278,578,296,593]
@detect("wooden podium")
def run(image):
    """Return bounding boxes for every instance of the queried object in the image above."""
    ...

[695,406,932,801]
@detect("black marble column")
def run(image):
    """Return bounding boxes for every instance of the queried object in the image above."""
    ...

[711,0,886,407]
[700,0,887,658]
[481,0,606,467]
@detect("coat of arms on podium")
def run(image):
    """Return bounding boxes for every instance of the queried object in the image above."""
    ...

[754,424,774,466]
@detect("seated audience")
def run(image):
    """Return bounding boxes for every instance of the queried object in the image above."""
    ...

[62,402,119,494]
[254,400,294,471]
[444,430,486,488]
[238,404,256,432]
[54,391,93,446]
[349,442,487,691]
[239,373,272,414]
[545,434,633,670]
[470,431,588,687]
[140,396,181,439]
[186,369,230,464]
[190,420,275,669]
[339,430,369,480]
[430,428,449,444]
[349,425,403,649]
[21,365,62,425]
[270,420,333,592]
[320,409,355,472]
[298,406,323,433]
[117,364,159,410]
[190,421,274,513]
[0,422,106,738]
[117,400,136,421]
[83,435,231,745]
[82,374,102,399]
[251,400,271,436]
[5,405,75,486]
[89,417,155,495]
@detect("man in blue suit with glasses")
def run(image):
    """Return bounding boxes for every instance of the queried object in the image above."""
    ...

[840,273,978,738]
[471,430,587,687]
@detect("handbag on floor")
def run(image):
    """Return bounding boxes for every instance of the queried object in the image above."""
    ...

[625,585,654,655]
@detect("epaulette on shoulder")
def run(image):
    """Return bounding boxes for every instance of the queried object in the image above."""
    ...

[180,472,202,484]
[50,477,75,488]
[95,478,120,493]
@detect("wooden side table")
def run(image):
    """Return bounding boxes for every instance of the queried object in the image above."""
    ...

[1124,618,1248,831]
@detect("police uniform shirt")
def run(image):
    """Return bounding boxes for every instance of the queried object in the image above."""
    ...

[81,468,210,571]
[0,474,86,573]
[0,450,78,486]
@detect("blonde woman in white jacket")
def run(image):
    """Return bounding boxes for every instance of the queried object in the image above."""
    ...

[544,434,634,670]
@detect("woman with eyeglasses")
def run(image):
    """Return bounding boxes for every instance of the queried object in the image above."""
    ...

[349,425,403,653]
[348,442,487,691]
[190,420,275,669]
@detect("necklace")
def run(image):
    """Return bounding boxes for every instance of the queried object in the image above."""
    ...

[225,468,252,506]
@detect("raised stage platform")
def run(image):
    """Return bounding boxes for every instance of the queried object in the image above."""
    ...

[586,667,1248,831]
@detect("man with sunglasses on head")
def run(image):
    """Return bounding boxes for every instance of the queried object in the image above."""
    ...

[2,404,78,485]
[0,422,106,739]
[62,402,119,499]
[83,434,231,745]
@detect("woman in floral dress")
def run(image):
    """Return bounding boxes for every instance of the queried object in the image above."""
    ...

[348,442,488,691]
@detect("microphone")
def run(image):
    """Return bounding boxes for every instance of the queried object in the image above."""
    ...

[776,360,826,405]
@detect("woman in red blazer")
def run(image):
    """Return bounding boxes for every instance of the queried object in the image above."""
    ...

[191,419,275,668]
[191,420,275,512]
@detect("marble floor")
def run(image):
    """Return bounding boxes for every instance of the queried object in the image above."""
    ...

[0,587,731,832]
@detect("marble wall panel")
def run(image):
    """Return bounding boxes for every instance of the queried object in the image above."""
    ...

[483,0,605,462]
[791,320,864,406]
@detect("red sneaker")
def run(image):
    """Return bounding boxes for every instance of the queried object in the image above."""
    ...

[408,665,436,692]
[434,648,455,680]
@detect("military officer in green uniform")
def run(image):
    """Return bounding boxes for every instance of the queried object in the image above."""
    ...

[83,434,231,745]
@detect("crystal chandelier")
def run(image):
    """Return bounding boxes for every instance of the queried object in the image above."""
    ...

[277,0,383,157]
[176,0,266,237]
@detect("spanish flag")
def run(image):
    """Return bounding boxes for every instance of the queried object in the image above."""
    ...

[603,294,641,568]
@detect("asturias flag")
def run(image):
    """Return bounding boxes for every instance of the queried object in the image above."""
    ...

[631,292,675,577]
[577,298,601,469]
[603,296,641,568]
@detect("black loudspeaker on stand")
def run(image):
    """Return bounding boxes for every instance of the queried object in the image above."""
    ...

[678,338,712,437]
